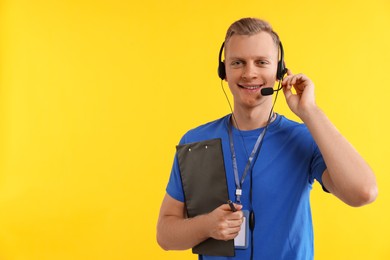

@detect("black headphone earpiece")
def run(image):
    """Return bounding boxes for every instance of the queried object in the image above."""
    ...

[276,41,287,80]
[218,42,226,80]
[217,40,287,81]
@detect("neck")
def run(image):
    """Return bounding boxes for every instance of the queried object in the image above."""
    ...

[231,105,274,130]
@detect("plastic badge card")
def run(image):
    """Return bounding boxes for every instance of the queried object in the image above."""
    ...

[234,210,249,249]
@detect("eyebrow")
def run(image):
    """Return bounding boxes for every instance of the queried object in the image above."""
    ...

[226,55,273,61]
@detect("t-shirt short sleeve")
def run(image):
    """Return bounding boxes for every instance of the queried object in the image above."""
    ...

[166,154,185,202]
[309,143,328,192]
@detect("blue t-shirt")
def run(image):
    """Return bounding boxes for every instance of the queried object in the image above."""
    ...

[166,114,327,260]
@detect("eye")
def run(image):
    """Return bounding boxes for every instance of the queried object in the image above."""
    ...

[256,60,269,66]
[230,60,244,68]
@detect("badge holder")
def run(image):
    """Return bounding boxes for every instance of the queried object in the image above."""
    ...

[234,210,249,249]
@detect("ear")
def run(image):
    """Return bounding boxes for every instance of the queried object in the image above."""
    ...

[223,60,228,81]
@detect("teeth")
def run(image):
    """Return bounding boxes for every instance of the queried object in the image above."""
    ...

[241,85,260,90]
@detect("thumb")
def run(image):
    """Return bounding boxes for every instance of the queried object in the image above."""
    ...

[234,203,243,211]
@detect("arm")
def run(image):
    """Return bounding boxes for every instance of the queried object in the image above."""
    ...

[156,193,243,250]
[282,71,378,207]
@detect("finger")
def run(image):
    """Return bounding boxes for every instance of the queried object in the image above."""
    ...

[217,226,241,240]
[226,226,242,236]
[283,83,293,100]
[222,232,240,241]
[291,74,309,92]
[220,204,230,211]
[236,210,244,219]
[290,74,303,86]
[234,203,243,211]
[289,74,306,90]
[282,75,291,86]
[219,203,233,211]
[284,74,299,87]
[282,69,294,85]
[228,208,244,217]
[294,73,309,84]
[228,218,244,228]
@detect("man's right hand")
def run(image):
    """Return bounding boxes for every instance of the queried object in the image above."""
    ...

[207,202,244,241]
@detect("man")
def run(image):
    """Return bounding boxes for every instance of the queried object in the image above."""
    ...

[157,17,377,259]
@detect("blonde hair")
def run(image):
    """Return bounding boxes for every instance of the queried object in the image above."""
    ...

[224,17,280,46]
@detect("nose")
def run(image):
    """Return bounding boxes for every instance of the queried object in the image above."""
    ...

[241,63,257,80]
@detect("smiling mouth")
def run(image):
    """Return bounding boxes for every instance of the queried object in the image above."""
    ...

[238,84,262,90]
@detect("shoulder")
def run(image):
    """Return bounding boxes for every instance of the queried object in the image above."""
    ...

[179,115,230,144]
[271,115,315,144]
[268,115,322,162]
[274,115,309,134]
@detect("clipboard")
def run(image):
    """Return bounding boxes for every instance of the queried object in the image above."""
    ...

[176,138,234,257]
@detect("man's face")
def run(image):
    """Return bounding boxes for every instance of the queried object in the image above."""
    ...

[224,32,279,109]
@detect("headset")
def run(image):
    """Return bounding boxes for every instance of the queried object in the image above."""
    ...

[217,39,287,81]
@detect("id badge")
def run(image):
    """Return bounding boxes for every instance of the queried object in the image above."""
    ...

[234,210,249,249]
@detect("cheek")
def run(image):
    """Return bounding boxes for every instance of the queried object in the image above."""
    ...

[267,68,278,81]
[225,69,239,81]
[226,81,239,95]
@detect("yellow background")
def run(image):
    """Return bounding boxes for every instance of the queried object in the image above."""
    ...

[1,0,389,259]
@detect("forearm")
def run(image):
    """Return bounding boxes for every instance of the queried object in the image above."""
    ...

[301,106,377,206]
[157,213,211,251]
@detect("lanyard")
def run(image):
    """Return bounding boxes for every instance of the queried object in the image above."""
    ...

[227,115,268,204]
